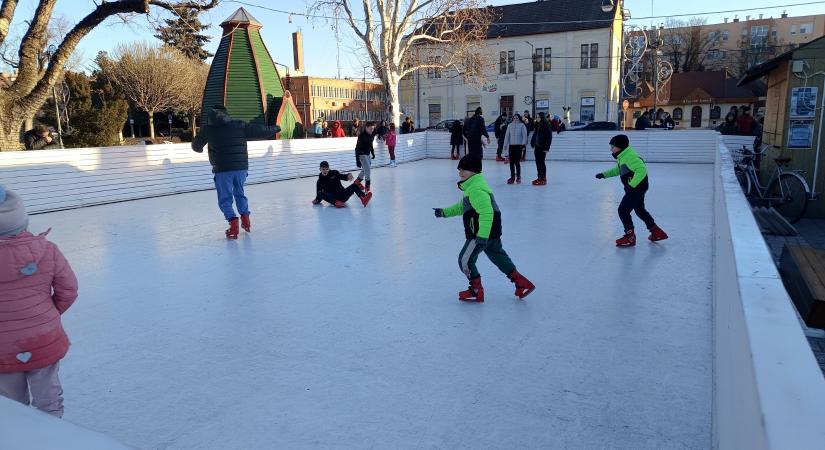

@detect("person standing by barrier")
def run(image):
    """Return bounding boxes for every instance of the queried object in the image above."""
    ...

[494,113,507,162]
[502,114,527,184]
[594,134,668,247]
[463,107,489,159]
[530,112,552,186]
[386,123,398,167]
[449,120,464,160]
[192,105,280,239]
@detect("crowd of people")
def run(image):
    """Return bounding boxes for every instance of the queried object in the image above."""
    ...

[634,109,675,130]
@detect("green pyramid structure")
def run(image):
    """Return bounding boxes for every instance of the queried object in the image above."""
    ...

[201,7,303,138]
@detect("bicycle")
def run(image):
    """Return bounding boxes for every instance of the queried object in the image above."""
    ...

[733,144,811,224]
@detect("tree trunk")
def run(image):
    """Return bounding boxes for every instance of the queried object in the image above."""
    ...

[0,108,23,151]
[190,111,197,138]
[148,110,155,139]
[385,77,401,128]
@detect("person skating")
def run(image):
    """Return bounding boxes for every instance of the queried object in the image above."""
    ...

[192,105,280,239]
[449,120,463,160]
[595,134,668,247]
[432,155,535,302]
[0,186,78,418]
[463,107,490,158]
[494,113,507,162]
[502,113,528,184]
[354,121,376,192]
[530,112,552,185]
[311,161,372,208]
[386,123,398,167]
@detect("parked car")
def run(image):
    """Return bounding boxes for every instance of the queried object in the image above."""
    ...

[428,119,460,131]
[568,121,588,130]
[568,121,618,131]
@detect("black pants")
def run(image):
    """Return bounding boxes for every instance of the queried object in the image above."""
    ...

[467,138,483,159]
[451,144,461,157]
[508,145,524,178]
[317,185,363,204]
[618,182,655,231]
[496,138,504,157]
[534,149,547,178]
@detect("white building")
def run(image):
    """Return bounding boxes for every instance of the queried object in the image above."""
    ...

[401,0,622,127]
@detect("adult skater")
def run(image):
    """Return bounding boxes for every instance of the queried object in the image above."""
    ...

[530,112,552,185]
[312,161,373,208]
[432,154,535,302]
[449,120,464,160]
[595,134,668,247]
[463,107,489,159]
[493,113,507,162]
[502,113,528,184]
[354,121,376,192]
[192,105,280,239]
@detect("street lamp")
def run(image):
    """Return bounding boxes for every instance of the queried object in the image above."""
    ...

[524,41,536,119]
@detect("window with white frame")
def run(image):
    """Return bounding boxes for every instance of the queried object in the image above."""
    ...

[791,25,798,34]
[800,23,813,34]
[580,44,588,69]
[581,44,598,69]
[722,30,729,41]
[543,47,552,71]
[499,50,515,74]
[751,25,768,47]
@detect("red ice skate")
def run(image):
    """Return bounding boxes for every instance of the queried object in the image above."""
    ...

[496,156,506,162]
[458,276,484,302]
[516,177,522,184]
[508,270,535,299]
[648,225,669,242]
[240,214,251,232]
[225,218,239,239]
[354,178,364,189]
[334,200,347,208]
[360,192,373,207]
[506,177,515,185]
[615,229,636,247]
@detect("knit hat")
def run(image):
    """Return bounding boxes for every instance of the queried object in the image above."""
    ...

[0,186,28,237]
[609,134,630,150]
[457,154,482,173]
[319,161,329,168]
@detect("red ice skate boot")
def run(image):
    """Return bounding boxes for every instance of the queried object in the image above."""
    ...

[615,229,636,247]
[354,178,364,189]
[539,177,547,185]
[458,276,484,302]
[531,178,541,185]
[225,218,239,239]
[240,214,251,232]
[506,177,515,184]
[508,270,535,299]
[334,200,347,208]
[516,177,522,184]
[364,181,371,194]
[648,225,669,242]
[360,191,373,207]
[496,156,506,162]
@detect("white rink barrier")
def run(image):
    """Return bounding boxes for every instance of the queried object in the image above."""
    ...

[0,396,130,449]
[712,137,825,449]
[0,132,427,214]
[425,129,719,164]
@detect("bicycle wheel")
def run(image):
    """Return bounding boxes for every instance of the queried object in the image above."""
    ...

[766,173,809,223]
[735,167,752,197]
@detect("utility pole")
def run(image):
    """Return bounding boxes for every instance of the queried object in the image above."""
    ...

[525,41,536,118]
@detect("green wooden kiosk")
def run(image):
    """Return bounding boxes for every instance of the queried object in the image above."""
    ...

[201,8,303,139]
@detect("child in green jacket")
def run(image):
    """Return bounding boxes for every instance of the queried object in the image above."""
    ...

[433,154,535,302]
[595,134,668,247]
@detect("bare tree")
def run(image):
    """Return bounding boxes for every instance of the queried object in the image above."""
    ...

[177,58,210,137]
[0,0,218,150]
[661,17,720,73]
[107,42,190,139]
[311,0,494,126]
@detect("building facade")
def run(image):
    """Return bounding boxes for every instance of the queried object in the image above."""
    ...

[288,76,390,126]
[401,0,622,128]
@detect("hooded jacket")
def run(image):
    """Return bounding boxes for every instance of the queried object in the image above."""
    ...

[442,173,502,240]
[600,146,648,189]
[531,119,552,151]
[331,121,346,138]
[503,120,528,149]
[0,231,78,373]
[192,109,280,173]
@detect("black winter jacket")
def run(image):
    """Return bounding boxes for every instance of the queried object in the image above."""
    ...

[450,122,464,146]
[192,109,280,173]
[463,114,489,141]
[531,120,552,151]
[493,117,507,139]
[23,130,60,150]
[316,170,349,194]
[355,130,375,156]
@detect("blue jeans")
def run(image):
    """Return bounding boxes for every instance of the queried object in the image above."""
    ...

[214,170,249,221]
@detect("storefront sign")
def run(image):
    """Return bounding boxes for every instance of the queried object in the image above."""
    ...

[581,97,595,106]
[536,99,549,109]
[482,83,497,93]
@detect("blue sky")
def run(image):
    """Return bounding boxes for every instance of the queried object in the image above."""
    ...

[6,0,823,78]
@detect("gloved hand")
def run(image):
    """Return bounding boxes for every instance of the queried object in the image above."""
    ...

[433,208,444,218]
[371,152,376,159]
[595,173,605,179]
[475,237,488,248]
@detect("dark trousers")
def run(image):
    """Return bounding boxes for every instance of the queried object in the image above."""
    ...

[534,149,547,178]
[496,137,504,157]
[450,144,461,157]
[388,146,396,161]
[467,138,483,158]
[316,185,363,204]
[458,238,516,279]
[508,145,524,178]
[618,182,656,231]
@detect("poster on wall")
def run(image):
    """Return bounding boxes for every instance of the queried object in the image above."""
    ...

[789,87,818,118]
[788,120,814,148]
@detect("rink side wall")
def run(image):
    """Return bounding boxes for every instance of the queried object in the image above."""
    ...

[713,137,825,449]
[2,131,825,449]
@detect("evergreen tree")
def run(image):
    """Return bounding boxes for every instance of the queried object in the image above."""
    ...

[154,8,213,61]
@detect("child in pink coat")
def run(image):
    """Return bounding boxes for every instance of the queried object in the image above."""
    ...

[386,123,398,167]
[0,186,77,417]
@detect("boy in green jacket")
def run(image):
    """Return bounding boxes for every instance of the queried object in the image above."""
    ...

[595,134,668,247]
[433,154,535,302]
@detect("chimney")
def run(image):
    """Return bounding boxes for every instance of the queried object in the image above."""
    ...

[733,15,739,23]
[292,31,304,74]
[724,17,728,23]
[746,15,750,21]
[782,10,788,18]
[759,14,763,20]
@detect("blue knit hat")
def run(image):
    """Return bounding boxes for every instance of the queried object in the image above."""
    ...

[0,186,28,237]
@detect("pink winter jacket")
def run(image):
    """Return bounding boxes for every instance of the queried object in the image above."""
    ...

[385,130,397,148]
[0,231,77,373]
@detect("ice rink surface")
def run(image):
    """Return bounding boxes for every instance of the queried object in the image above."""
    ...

[30,159,714,449]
